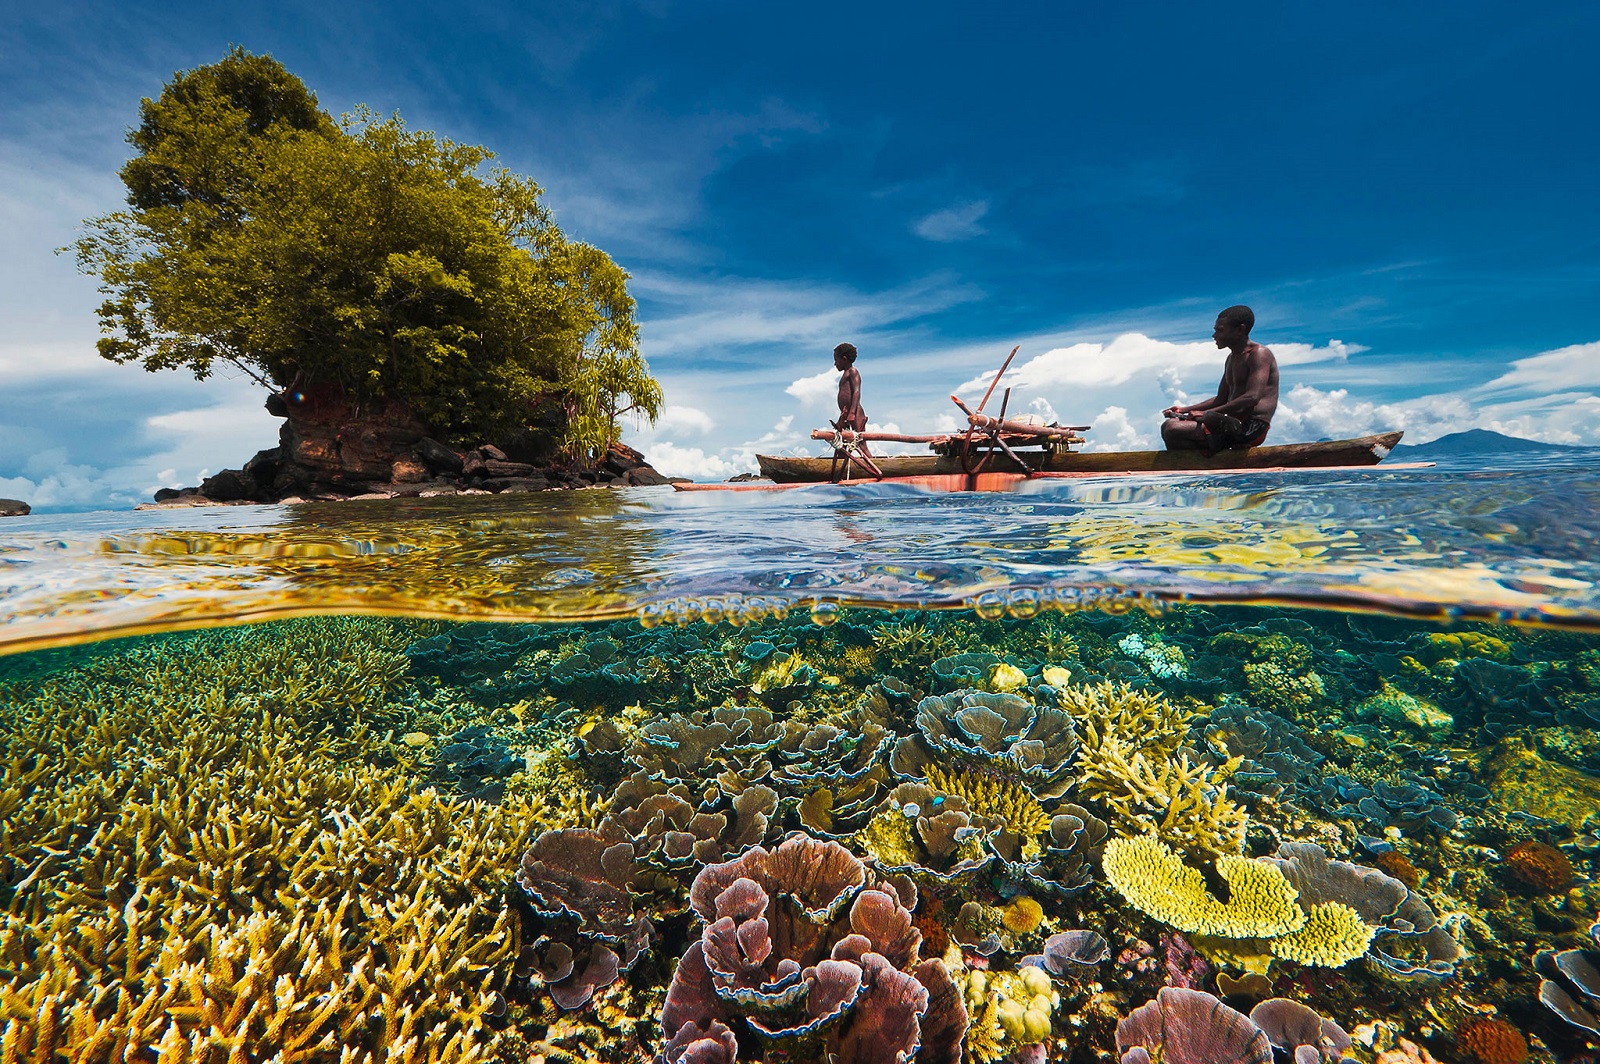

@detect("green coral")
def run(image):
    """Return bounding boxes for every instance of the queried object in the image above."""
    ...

[1353,681,1453,740]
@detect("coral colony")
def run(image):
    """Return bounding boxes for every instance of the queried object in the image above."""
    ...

[3,602,1600,1062]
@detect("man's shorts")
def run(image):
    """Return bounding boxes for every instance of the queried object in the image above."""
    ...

[1207,415,1270,451]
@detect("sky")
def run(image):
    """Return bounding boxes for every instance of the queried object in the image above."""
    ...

[3,2,1598,510]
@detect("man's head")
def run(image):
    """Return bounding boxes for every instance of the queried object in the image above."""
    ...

[833,342,858,369]
[1213,305,1255,349]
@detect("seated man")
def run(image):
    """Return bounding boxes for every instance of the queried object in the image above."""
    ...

[1161,305,1279,453]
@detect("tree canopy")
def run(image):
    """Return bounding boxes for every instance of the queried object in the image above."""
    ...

[74,46,661,454]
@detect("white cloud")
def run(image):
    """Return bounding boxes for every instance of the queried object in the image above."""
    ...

[786,368,839,406]
[1477,340,1600,395]
[1080,406,1151,452]
[913,200,989,242]
[651,404,716,435]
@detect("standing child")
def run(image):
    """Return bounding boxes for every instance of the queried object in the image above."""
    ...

[833,342,869,456]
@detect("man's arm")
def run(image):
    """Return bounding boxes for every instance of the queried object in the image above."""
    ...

[1164,385,1225,419]
[1205,350,1273,419]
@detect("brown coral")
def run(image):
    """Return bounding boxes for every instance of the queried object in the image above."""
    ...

[1456,1017,1529,1064]
[1374,850,1421,890]
[1504,841,1574,893]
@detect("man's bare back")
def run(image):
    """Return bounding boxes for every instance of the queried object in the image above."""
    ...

[1161,306,1279,453]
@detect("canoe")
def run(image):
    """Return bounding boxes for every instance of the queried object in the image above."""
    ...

[750,431,1404,484]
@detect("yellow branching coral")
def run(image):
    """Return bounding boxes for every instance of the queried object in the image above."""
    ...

[1056,682,1248,857]
[1270,901,1376,968]
[924,763,1051,848]
[1103,835,1305,939]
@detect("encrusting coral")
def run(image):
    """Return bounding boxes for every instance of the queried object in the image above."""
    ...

[1102,836,1304,940]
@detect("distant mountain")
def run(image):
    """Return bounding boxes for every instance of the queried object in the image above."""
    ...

[1396,428,1598,457]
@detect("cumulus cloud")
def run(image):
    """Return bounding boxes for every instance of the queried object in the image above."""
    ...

[651,404,716,435]
[913,200,989,242]
[1080,406,1151,452]
[786,368,840,406]
[952,333,1356,396]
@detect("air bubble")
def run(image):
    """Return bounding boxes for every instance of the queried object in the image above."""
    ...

[973,591,1005,620]
[810,599,842,626]
[638,603,666,629]
[699,600,727,625]
[1005,588,1042,619]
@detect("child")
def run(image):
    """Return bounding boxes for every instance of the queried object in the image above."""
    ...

[832,343,868,455]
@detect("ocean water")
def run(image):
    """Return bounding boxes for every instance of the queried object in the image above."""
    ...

[3,455,1600,1063]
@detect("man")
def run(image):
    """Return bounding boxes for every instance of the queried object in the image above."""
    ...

[1161,305,1279,453]
[833,342,869,456]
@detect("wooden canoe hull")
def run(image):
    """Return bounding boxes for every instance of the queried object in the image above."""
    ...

[753,431,1404,484]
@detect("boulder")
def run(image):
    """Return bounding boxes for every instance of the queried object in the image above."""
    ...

[482,458,539,478]
[0,498,30,517]
[152,488,181,503]
[624,466,673,486]
[481,476,550,493]
[479,444,509,461]
[416,437,465,474]
[390,457,430,484]
[199,468,256,503]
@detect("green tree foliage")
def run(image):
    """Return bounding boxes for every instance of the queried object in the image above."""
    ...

[74,47,661,454]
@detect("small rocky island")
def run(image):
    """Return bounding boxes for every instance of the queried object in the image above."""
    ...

[0,498,30,517]
[148,383,676,508]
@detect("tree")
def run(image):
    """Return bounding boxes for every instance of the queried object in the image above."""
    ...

[73,48,661,456]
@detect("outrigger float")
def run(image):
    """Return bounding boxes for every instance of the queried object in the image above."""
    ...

[674,346,1419,493]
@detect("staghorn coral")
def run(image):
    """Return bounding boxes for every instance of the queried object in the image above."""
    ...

[1102,836,1304,940]
[1268,902,1376,968]
[1058,682,1248,858]
[0,619,531,1064]
[891,688,1078,800]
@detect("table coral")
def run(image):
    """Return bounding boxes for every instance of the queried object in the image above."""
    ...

[1103,836,1304,940]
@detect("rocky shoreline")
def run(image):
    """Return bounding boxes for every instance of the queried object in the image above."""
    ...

[138,383,680,509]
[139,439,678,509]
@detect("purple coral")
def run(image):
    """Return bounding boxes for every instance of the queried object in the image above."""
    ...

[1248,999,1353,1063]
[516,828,654,1009]
[1023,930,1111,976]
[661,836,966,1064]
[1160,932,1212,991]
[1116,987,1273,1064]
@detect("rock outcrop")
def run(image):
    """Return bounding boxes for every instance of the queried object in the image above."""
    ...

[144,383,678,508]
[0,498,30,517]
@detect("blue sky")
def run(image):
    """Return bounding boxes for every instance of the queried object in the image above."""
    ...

[3,2,1598,508]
